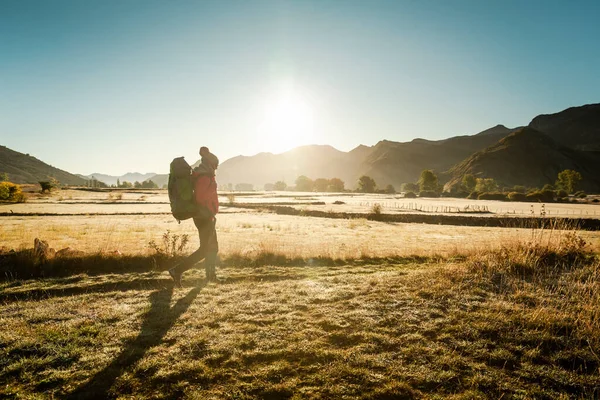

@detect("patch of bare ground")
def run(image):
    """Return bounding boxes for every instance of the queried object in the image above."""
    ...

[1,229,599,399]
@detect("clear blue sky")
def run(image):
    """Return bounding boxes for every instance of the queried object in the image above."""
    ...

[1,0,599,175]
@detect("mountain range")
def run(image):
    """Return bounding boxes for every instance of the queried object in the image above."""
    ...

[2,103,599,191]
[0,146,86,186]
[77,173,159,187]
[215,103,600,191]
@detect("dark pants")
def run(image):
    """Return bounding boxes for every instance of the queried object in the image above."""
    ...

[173,217,218,276]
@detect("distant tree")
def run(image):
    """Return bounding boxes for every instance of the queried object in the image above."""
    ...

[0,172,8,182]
[295,175,314,192]
[314,178,329,192]
[274,181,287,191]
[141,180,158,189]
[385,184,396,194]
[117,178,121,187]
[402,182,419,192]
[328,178,345,192]
[475,178,498,193]
[39,181,54,193]
[418,170,438,192]
[121,181,133,188]
[556,169,582,194]
[462,174,476,192]
[357,175,376,193]
[542,183,555,191]
[235,183,254,191]
[512,185,526,193]
[264,183,275,191]
[134,181,142,189]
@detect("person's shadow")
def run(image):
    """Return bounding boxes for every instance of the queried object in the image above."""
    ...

[66,284,202,399]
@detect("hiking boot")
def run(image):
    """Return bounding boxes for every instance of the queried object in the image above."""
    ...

[206,269,224,283]
[168,267,182,288]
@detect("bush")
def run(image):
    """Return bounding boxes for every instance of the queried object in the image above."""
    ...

[540,189,557,202]
[593,199,599,203]
[467,191,480,200]
[371,203,382,215]
[148,230,190,258]
[418,190,439,198]
[526,190,556,203]
[574,191,587,198]
[477,192,507,201]
[507,192,527,202]
[442,190,469,198]
[556,189,568,198]
[403,191,417,198]
[0,182,26,203]
[39,181,55,193]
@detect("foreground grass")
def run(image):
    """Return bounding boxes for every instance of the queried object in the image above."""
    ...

[1,248,599,399]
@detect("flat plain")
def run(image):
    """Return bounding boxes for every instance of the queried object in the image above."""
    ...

[1,189,599,399]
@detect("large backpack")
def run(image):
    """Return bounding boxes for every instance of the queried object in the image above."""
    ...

[168,157,198,223]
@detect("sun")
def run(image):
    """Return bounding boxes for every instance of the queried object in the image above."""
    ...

[257,86,315,153]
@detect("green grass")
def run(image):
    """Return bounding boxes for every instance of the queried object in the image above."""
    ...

[1,244,599,399]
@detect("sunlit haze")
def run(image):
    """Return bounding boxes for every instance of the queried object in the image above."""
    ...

[1,0,599,175]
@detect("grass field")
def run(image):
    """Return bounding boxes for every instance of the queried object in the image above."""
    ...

[1,190,600,399]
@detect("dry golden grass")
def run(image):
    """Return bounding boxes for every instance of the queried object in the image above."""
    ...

[1,251,599,398]
[2,212,600,259]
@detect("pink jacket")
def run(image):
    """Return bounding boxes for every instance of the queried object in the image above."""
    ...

[193,172,219,217]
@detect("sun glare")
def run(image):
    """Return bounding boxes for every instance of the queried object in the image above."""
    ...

[257,86,315,154]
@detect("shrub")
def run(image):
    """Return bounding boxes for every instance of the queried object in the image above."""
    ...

[592,199,599,203]
[227,193,236,205]
[148,230,190,258]
[39,181,55,193]
[526,190,556,203]
[507,192,527,202]
[540,189,557,202]
[556,189,568,198]
[0,182,26,203]
[467,191,480,200]
[371,203,382,215]
[478,192,507,201]
[574,191,587,198]
[403,191,417,198]
[442,189,469,198]
[418,190,439,198]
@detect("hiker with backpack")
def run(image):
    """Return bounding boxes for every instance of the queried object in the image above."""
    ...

[168,146,220,286]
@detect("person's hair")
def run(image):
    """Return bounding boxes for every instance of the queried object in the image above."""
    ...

[199,146,209,156]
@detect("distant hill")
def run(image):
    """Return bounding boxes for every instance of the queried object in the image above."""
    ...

[78,172,157,186]
[529,103,600,151]
[150,174,169,188]
[0,145,87,185]
[446,127,600,191]
[215,125,519,189]
[214,144,368,189]
[358,125,520,189]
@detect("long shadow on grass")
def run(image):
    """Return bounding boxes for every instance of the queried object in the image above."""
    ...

[0,277,174,302]
[66,284,202,400]
[1,272,310,302]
